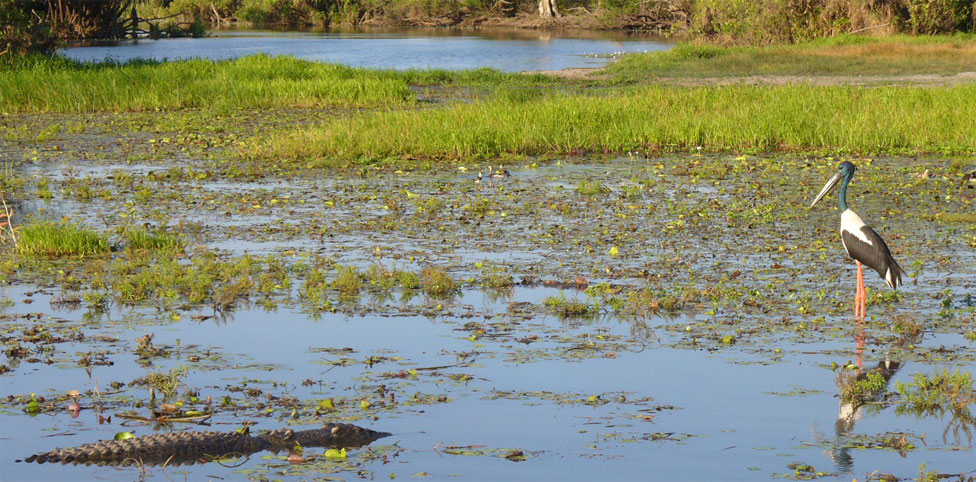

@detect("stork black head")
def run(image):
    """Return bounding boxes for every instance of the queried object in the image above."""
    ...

[838,161,856,178]
[811,161,857,208]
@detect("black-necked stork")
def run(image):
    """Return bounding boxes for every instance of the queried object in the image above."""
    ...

[810,161,907,320]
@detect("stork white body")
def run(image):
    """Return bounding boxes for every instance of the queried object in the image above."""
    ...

[811,161,907,320]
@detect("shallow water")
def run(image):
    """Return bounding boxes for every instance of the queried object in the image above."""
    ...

[2,121,975,480]
[59,27,672,72]
[2,285,972,481]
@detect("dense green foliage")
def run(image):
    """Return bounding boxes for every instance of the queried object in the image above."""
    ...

[254,83,976,164]
[694,0,975,44]
[138,0,976,44]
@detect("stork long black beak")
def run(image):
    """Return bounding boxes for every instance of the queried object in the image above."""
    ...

[810,171,842,208]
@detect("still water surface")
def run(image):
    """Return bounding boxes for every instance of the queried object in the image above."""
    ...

[3,158,974,481]
[60,27,672,71]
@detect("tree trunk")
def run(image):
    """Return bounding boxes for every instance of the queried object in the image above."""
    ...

[538,0,559,18]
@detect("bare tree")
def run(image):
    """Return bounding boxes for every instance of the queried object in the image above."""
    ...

[538,0,559,18]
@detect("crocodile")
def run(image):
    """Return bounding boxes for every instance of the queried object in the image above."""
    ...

[21,423,390,467]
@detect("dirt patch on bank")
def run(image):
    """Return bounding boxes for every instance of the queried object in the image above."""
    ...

[528,67,606,80]
[529,69,976,86]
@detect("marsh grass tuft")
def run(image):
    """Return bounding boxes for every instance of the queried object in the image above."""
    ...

[333,266,363,298]
[125,226,185,252]
[421,266,458,298]
[131,366,187,401]
[300,267,334,312]
[575,179,611,196]
[16,221,110,257]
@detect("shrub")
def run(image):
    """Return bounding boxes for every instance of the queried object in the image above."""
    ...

[0,0,56,65]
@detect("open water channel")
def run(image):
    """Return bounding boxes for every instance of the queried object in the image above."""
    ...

[60,27,672,72]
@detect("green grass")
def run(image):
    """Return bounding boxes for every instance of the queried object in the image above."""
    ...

[0,54,411,113]
[607,35,976,82]
[125,226,185,252]
[0,55,550,113]
[253,83,976,164]
[16,221,110,257]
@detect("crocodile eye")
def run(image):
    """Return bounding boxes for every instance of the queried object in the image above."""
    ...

[331,426,340,435]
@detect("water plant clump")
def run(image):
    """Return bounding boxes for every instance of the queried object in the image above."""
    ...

[124,226,185,252]
[15,220,110,257]
[543,295,595,319]
[895,369,976,416]
[838,371,889,405]
[333,266,364,298]
[421,266,458,298]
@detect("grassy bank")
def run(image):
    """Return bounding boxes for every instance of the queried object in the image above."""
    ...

[0,54,412,112]
[250,83,976,164]
[608,34,976,82]
[0,54,548,113]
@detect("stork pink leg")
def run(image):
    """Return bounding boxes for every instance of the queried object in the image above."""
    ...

[856,261,866,321]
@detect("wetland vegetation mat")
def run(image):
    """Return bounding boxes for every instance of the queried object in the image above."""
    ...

[1,36,975,480]
[1,106,975,479]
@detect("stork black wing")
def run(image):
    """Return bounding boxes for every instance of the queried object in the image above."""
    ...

[841,225,906,289]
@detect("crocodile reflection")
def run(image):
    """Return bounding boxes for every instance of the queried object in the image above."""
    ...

[21,423,389,467]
